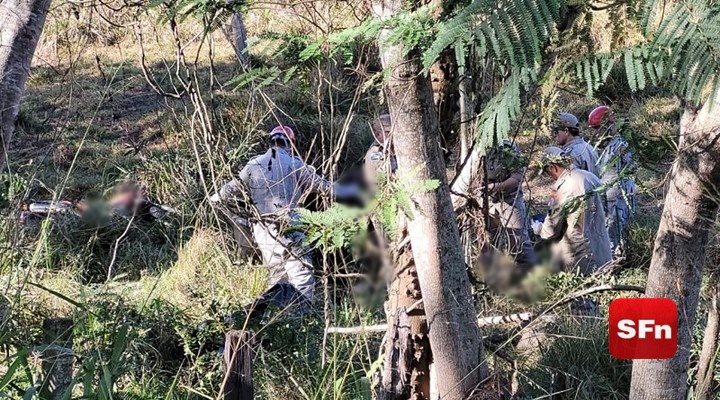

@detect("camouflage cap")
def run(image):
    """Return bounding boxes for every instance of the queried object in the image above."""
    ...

[528,146,570,179]
[540,146,572,168]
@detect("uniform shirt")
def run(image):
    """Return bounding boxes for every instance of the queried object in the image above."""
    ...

[485,142,525,205]
[540,167,612,275]
[596,135,633,185]
[215,146,344,216]
[563,137,600,177]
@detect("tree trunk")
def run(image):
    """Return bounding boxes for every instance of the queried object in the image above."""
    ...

[229,13,249,68]
[373,2,488,398]
[429,50,459,157]
[457,55,476,266]
[450,142,483,210]
[380,222,431,399]
[0,0,52,169]
[458,56,474,163]
[694,272,719,400]
[629,92,720,399]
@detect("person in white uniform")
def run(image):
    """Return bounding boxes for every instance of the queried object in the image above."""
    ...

[212,125,357,308]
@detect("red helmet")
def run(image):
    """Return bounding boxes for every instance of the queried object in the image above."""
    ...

[269,125,296,143]
[588,105,616,128]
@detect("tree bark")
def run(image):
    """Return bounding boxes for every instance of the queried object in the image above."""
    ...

[457,55,476,266]
[373,1,488,398]
[379,222,431,399]
[458,56,474,163]
[450,143,483,210]
[0,0,52,169]
[229,13,249,68]
[630,92,720,399]
[429,50,459,156]
[694,272,719,400]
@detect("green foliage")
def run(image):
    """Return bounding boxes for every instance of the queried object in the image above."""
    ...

[575,55,616,97]
[475,69,524,149]
[298,204,369,250]
[297,7,434,66]
[0,173,28,210]
[297,170,440,250]
[225,66,288,90]
[382,6,437,56]
[314,19,383,64]
[150,0,240,28]
[575,0,720,104]
[390,167,442,220]
[422,0,563,148]
[424,0,563,70]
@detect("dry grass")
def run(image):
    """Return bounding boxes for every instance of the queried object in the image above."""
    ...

[138,228,267,316]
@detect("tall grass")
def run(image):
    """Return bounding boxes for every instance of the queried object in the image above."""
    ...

[1,0,715,398]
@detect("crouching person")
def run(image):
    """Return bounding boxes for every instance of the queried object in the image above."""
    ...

[211,125,358,317]
[480,139,537,288]
[533,147,612,275]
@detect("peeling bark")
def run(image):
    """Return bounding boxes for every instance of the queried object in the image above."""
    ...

[378,216,431,399]
[373,0,488,396]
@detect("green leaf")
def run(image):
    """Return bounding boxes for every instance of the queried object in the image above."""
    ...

[0,349,28,391]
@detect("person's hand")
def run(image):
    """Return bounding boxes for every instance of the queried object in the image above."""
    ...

[485,182,499,194]
[548,192,558,208]
[531,220,543,235]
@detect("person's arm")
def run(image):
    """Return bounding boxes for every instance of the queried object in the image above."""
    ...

[488,171,522,194]
[211,164,251,203]
[620,144,636,173]
[540,193,566,241]
[297,159,361,201]
[298,162,332,194]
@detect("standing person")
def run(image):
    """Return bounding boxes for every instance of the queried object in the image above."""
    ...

[211,125,357,312]
[532,147,612,275]
[480,139,537,286]
[552,112,600,176]
[588,105,636,255]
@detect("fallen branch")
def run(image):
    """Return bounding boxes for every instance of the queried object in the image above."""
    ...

[327,284,645,335]
[326,313,549,334]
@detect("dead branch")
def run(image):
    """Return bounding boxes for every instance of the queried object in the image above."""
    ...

[327,284,645,335]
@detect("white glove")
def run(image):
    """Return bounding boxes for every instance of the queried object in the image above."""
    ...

[209,193,221,203]
[531,220,543,235]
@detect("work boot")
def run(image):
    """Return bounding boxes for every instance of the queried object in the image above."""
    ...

[225,283,312,327]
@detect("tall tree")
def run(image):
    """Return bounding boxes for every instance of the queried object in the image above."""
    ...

[0,0,52,169]
[372,1,488,398]
[695,270,720,400]
[227,11,249,68]
[630,91,720,399]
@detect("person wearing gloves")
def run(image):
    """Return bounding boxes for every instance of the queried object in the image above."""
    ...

[553,112,600,177]
[588,105,636,255]
[531,147,612,275]
[482,139,537,282]
[211,125,359,312]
